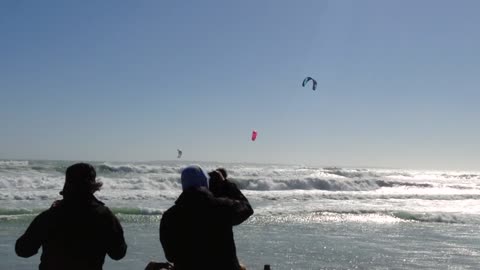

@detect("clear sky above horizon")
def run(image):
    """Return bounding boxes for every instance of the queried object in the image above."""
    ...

[1,0,479,170]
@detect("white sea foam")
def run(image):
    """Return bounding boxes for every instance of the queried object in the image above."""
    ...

[1,160,480,224]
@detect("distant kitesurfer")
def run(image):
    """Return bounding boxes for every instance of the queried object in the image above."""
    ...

[15,163,127,270]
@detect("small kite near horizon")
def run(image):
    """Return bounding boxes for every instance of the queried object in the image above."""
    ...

[177,149,182,159]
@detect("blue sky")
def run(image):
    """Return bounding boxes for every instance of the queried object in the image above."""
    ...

[1,0,479,170]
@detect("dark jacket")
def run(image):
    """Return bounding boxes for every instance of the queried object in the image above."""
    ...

[160,181,253,270]
[15,195,127,270]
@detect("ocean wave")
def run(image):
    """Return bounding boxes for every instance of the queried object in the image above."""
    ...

[0,206,477,226]
[0,160,29,168]
[2,161,480,226]
[97,164,158,174]
[3,188,480,203]
[109,207,163,215]
[0,206,166,223]
[3,161,480,189]
[0,208,40,215]
[391,211,466,224]
[251,191,480,202]
[0,207,163,217]
[96,163,182,175]
[374,180,432,188]
[233,177,434,191]
[323,168,384,179]
[248,210,477,225]
[441,173,480,180]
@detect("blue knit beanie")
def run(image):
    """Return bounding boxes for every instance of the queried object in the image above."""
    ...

[181,165,209,190]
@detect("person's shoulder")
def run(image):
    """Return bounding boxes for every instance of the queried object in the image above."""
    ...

[88,197,111,213]
[160,206,178,227]
[162,204,178,218]
[26,206,57,226]
[175,188,214,206]
[36,208,54,219]
[95,204,115,217]
[81,198,116,221]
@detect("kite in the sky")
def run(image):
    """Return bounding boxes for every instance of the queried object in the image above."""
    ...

[177,149,182,159]
[251,130,258,141]
[302,77,317,91]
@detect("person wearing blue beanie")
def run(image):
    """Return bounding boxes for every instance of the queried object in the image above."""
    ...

[148,165,253,270]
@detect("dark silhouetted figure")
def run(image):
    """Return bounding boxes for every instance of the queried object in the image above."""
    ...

[158,165,253,270]
[15,163,127,270]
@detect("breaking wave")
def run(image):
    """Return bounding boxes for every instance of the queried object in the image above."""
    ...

[2,160,480,226]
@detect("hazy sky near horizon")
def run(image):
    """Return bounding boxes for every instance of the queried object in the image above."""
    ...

[1,1,479,170]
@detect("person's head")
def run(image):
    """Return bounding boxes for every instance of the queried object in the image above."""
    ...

[61,163,103,198]
[215,168,227,179]
[208,170,225,183]
[208,169,226,195]
[181,165,209,191]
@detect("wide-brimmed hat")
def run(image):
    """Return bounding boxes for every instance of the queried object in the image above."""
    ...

[60,163,102,196]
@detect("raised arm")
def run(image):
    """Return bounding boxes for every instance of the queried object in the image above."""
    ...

[213,181,254,225]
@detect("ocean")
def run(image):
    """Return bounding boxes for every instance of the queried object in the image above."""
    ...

[1,160,480,269]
